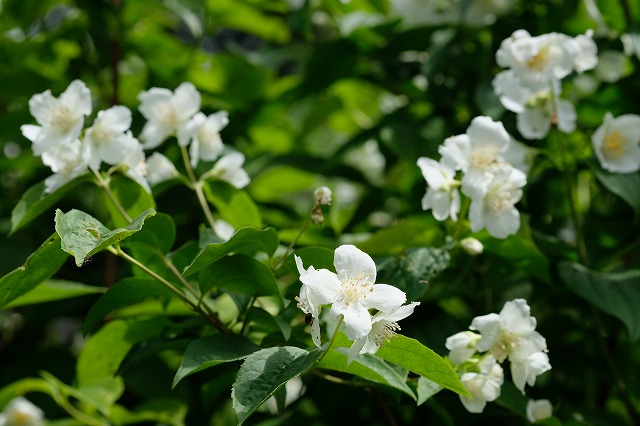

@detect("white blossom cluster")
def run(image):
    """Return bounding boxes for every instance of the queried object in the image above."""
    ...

[295,244,419,364]
[417,116,528,239]
[445,298,551,413]
[20,80,249,194]
[492,30,598,140]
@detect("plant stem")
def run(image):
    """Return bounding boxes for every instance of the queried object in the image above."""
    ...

[273,214,312,271]
[92,169,132,222]
[451,195,470,241]
[180,145,217,230]
[317,315,344,364]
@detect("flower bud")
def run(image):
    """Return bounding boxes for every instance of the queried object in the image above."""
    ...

[314,186,332,206]
[526,399,553,423]
[460,237,484,255]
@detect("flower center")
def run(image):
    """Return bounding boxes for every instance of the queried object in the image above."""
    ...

[295,295,312,315]
[10,411,35,425]
[527,44,551,71]
[341,272,373,306]
[470,146,499,170]
[486,187,517,213]
[602,130,627,159]
[371,321,401,347]
[48,105,75,132]
[493,331,522,362]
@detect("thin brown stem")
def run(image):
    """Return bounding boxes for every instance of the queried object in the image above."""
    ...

[93,169,132,222]
[180,146,217,229]
[273,214,312,271]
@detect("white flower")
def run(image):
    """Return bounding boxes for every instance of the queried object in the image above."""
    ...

[517,95,577,140]
[297,245,407,341]
[294,255,325,347]
[460,238,484,256]
[417,157,461,221]
[592,112,640,173]
[206,151,250,189]
[347,302,419,364]
[526,399,553,423]
[146,152,178,186]
[82,105,133,170]
[213,219,235,241]
[183,111,228,167]
[137,82,201,149]
[459,355,504,413]
[21,80,92,156]
[41,139,88,193]
[469,164,526,239]
[120,133,151,192]
[0,397,45,426]
[496,30,597,86]
[314,186,332,206]
[511,350,551,394]
[470,299,546,363]
[439,116,511,198]
[446,331,481,365]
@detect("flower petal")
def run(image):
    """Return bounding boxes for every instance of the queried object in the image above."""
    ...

[333,245,377,285]
[332,301,372,340]
[470,313,501,353]
[299,269,342,305]
[362,284,407,313]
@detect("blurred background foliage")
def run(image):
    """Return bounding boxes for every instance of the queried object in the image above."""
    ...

[1,0,640,424]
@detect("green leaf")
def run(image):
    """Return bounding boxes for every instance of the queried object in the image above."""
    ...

[104,174,156,228]
[374,335,468,397]
[173,334,261,387]
[291,246,335,272]
[6,279,105,308]
[121,213,176,253]
[0,378,53,409]
[198,254,283,305]
[183,227,279,277]
[0,234,69,309]
[76,317,165,387]
[589,159,640,218]
[377,247,450,301]
[559,262,640,341]
[245,307,292,341]
[204,181,262,229]
[357,216,443,256]
[479,219,551,283]
[83,278,176,335]
[317,348,416,400]
[55,208,156,266]
[9,175,91,235]
[416,376,443,405]
[232,346,323,425]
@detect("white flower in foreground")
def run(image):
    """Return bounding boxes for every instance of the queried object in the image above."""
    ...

[146,152,178,186]
[470,299,546,364]
[527,399,553,423]
[21,80,92,156]
[469,164,526,239]
[592,112,640,173]
[347,301,419,364]
[459,355,504,413]
[137,82,201,149]
[417,157,461,221]
[41,139,88,193]
[294,255,326,347]
[206,151,250,188]
[0,397,45,426]
[82,105,133,170]
[460,237,484,256]
[439,116,511,198]
[184,111,228,167]
[297,245,406,341]
[446,331,481,365]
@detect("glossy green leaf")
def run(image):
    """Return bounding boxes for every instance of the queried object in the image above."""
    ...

[377,247,450,301]
[232,346,322,425]
[173,334,260,387]
[104,174,156,228]
[9,175,91,236]
[76,317,165,387]
[121,213,176,253]
[374,335,468,397]
[198,254,283,305]
[0,234,68,309]
[6,279,104,308]
[317,348,416,400]
[589,159,640,218]
[55,208,156,266]
[559,262,640,341]
[357,216,443,256]
[83,278,176,335]
[204,181,262,229]
[183,227,279,277]
[291,246,335,272]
